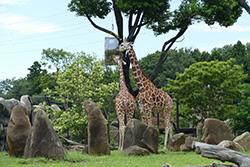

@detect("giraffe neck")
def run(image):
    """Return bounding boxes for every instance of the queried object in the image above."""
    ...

[118,62,128,91]
[128,47,150,87]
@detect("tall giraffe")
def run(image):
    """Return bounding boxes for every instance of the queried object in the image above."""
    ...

[113,54,136,150]
[119,40,173,149]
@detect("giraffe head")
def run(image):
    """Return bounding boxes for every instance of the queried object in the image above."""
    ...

[119,38,133,52]
[112,55,126,66]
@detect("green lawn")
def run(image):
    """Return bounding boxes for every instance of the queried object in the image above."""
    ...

[1,149,248,167]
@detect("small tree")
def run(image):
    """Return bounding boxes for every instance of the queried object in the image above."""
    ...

[168,59,247,125]
[45,53,119,142]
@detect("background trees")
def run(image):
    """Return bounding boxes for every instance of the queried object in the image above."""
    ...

[139,49,196,88]
[43,52,119,142]
[167,59,247,125]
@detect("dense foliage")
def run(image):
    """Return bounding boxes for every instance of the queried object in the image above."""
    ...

[168,59,247,125]
[139,49,196,88]
[44,52,119,142]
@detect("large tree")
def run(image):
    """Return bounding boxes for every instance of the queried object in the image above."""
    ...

[68,0,243,96]
[167,59,247,125]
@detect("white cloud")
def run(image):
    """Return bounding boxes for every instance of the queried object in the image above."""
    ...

[0,13,65,34]
[0,0,31,5]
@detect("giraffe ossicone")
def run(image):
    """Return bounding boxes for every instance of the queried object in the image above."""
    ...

[118,40,173,149]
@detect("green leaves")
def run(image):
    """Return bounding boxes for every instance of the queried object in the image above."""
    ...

[45,52,119,142]
[168,59,247,125]
[68,0,112,19]
[200,0,242,27]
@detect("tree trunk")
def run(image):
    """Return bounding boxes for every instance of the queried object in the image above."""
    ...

[192,142,250,167]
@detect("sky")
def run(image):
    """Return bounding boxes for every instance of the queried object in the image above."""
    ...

[0,0,250,80]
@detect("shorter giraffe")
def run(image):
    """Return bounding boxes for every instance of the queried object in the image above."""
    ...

[113,55,136,150]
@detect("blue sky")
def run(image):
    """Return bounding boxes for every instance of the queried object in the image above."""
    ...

[0,0,250,80]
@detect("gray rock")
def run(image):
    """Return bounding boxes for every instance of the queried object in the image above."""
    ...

[123,119,158,153]
[6,105,31,157]
[202,118,234,145]
[0,98,22,117]
[185,136,198,149]
[0,98,23,152]
[233,131,250,151]
[122,145,150,156]
[110,128,119,144]
[168,133,186,151]
[82,145,88,154]
[20,95,32,116]
[83,100,110,155]
[218,140,245,152]
[110,120,119,129]
[66,144,87,152]
[24,109,66,159]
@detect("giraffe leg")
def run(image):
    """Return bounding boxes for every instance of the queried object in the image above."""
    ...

[138,102,147,124]
[144,104,152,126]
[118,121,125,150]
[116,108,125,150]
[163,110,172,149]
[120,126,125,150]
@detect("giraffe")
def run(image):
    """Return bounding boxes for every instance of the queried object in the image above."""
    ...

[118,39,173,149]
[112,54,136,150]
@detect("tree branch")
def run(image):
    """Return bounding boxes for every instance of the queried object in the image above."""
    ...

[133,13,145,41]
[128,12,133,33]
[236,0,250,15]
[128,10,142,41]
[149,17,191,82]
[84,11,120,41]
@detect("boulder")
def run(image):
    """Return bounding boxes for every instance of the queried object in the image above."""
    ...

[185,136,198,150]
[50,104,61,121]
[110,120,119,129]
[0,98,23,152]
[66,144,87,152]
[6,105,31,157]
[24,109,66,159]
[20,95,32,116]
[83,100,110,155]
[168,133,186,151]
[82,145,88,154]
[0,98,22,117]
[233,131,250,151]
[180,136,198,151]
[123,119,158,153]
[202,118,234,145]
[109,120,119,145]
[122,145,150,156]
[218,140,245,152]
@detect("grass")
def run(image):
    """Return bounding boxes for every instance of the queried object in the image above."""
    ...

[1,149,249,167]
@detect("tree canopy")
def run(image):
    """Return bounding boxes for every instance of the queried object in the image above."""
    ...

[168,59,247,125]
